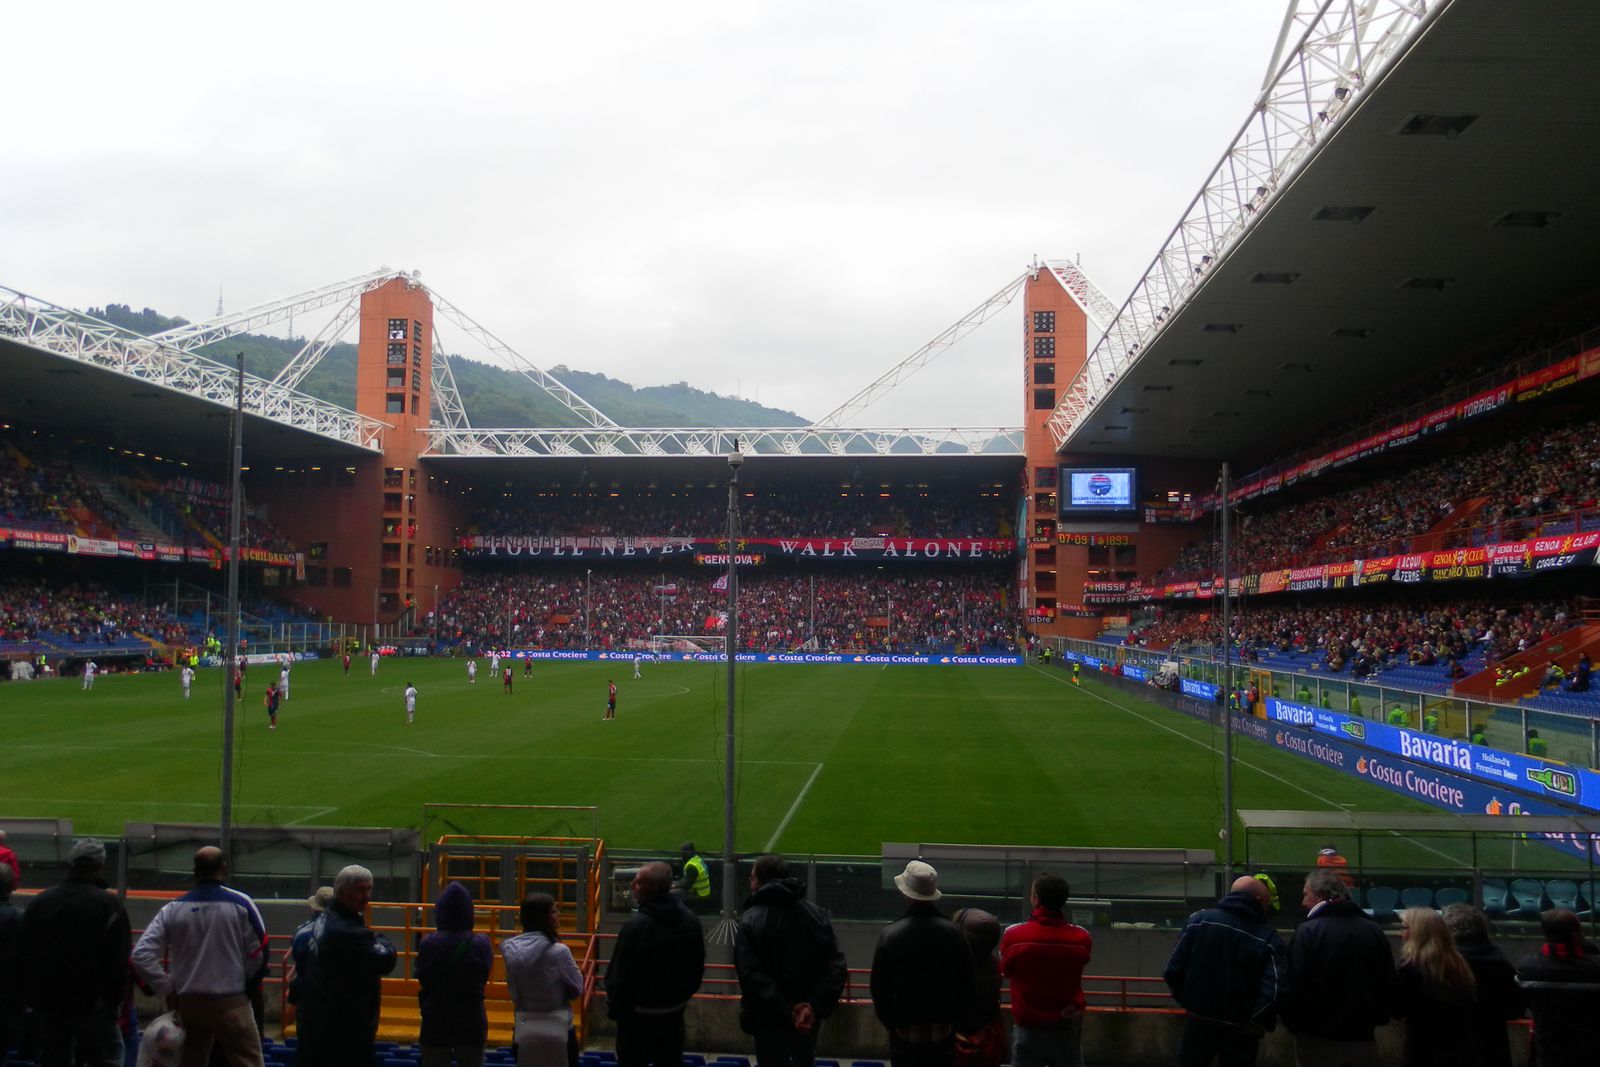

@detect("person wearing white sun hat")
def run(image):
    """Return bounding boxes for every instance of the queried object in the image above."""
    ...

[870,861,974,1067]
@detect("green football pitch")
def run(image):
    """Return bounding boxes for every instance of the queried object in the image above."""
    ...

[0,656,1436,855]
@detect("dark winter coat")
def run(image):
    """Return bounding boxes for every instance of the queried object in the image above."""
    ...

[1514,945,1600,1067]
[734,877,848,1035]
[1163,889,1285,1030]
[605,893,705,1020]
[1392,961,1476,1067]
[870,900,974,1031]
[1281,900,1394,1041]
[20,870,131,1015]
[292,899,399,1067]
[416,882,493,1047]
[1454,933,1524,1067]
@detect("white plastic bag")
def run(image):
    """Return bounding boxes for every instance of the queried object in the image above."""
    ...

[136,1010,185,1067]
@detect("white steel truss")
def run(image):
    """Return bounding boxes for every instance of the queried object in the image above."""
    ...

[1042,260,1120,335]
[423,425,1023,458]
[149,268,401,351]
[1046,0,1453,448]
[271,294,363,390]
[425,289,619,430]
[810,273,1030,428]
[0,286,386,450]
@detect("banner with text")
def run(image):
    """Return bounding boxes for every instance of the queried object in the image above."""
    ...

[462,535,1016,561]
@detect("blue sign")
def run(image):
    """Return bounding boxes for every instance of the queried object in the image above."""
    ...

[1121,665,1152,682]
[1266,698,1600,813]
[496,649,1022,667]
[1180,677,1220,701]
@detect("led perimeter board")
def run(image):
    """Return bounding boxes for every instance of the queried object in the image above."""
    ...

[1059,467,1137,516]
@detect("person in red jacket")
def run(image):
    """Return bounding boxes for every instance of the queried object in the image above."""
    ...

[999,872,1093,1067]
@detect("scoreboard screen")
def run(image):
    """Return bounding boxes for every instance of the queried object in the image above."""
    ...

[1059,467,1137,515]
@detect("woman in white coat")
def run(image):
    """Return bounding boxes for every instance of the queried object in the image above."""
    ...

[502,892,583,1067]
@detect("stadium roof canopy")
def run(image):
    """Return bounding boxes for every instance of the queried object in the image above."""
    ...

[1054,0,1600,466]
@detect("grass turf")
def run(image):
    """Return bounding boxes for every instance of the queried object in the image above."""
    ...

[0,657,1438,857]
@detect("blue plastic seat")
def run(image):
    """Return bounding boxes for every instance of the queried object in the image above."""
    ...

[1481,879,1510,916]
[1546,879,1581,912]
[1363,886,1400,923]
[1509,878,1547,917]
[1435,886,1469,910]
[1399,887,1434,911]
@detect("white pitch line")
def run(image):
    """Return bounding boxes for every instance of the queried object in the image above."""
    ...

[764,763,824,852]
[1,741,808,766]
[1032,668,1463,867]
[284,806,338,826]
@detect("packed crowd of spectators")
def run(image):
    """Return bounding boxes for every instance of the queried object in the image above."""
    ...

[0,435,131,535]
[1160,408,1600,578]
[159,477,296,552]
[0,578,187,647]
[1125,598,1574,676]
[428,567,1020,653]
[469,484,1010,539]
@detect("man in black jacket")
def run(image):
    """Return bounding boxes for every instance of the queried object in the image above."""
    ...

[19,839,130,1067]
[870,861,974,1067]
[291,864,398,1067]
[735,855,848,1067]
[1281,870,1394,1067]
[1514,908,1600,1067]
[606,861,706,1067]
[1163,876,1285,1067]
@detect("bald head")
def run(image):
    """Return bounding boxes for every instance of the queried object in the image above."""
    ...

[632,861,673,902]
[1231,876,1270,908]
[194,846,226,882]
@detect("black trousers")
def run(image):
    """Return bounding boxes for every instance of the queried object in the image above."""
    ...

[1177,1017,1262,1067]
[616,1012,685,1067]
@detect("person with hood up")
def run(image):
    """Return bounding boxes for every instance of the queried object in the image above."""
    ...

[734,855,847,1067]
[416,881,493,1067]
[503,892,583,1067]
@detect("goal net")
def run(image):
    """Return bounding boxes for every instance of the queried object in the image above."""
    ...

[646,634,725,655]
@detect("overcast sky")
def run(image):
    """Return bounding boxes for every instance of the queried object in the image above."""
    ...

[2,1,1288,426]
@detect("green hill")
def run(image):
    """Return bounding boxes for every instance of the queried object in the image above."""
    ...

[86,303,807,427]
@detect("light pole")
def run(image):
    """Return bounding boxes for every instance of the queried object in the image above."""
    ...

[585,569,592,646]
[712,442,743,943]
[432,583,439,648]
[219,352,244,859]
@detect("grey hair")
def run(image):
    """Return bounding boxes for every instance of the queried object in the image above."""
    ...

[1442,902,1490,941]
[334,864,374,894]
[1303,870,1352,903]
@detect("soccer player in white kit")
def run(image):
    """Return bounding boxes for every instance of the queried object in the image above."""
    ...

[181,665,195,699]
[467,659,478,684]
[82,660,98,690]
[489,652,500,675]
[633,654,642,680]
[404,682,418,724]
[278,666,291,701]
[370,649,380,676]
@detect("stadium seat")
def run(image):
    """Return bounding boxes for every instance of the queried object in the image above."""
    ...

[1399,887,1434,911]
[1435,886,1469,910]
[1481,879,1511,916]
[1545,879,1582,912]
[1362,886,1400,923]
[1580,880,1600,917]
[1509,878,1547,917]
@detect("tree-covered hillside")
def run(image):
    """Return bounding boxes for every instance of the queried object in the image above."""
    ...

[86,303,807,427]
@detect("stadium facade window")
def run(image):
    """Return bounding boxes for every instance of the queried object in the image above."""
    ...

[379,593,399,613]
[387,344,406,365]
[1114,546,1138,567]
[381,567,400,589]
[1033,388,1055,410]
[1034,571,1056,591]
[406,544,415,563]
[386,394,404,413]
[1033,546,1056,567]
[383,494,402,514]
[1032,518,1055,539]
[382,544,400,563]
[412,320,422,342]
[409,469,418,490]
[384,468,404,488]
[332,567,352,587]
[388,318,407,340]
[411,395,419,416]
[387,370,405,388]
[1035,466,1056,489]
[1033,492,1055,512]
[308,541,328,561]
[1034,363,1055,384]
[1033,311,1055,333]
[1087,546,1110,565]
[411,371,422,392]
[383,519,399,537]
[305,566,327,587]
[1033,336,1055,358]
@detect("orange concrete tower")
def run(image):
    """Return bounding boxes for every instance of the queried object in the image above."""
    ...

[1020,268,1096,639]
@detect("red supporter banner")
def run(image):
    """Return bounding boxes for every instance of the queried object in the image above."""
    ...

[10,529,68,552]
[1515,356,1581,402]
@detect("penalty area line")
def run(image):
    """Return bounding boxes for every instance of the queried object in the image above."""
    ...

[763,762,824,853]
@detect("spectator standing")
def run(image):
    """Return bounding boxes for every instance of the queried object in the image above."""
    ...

[0,830,18,887]
[1391,908,1475,1067]
[0,865,22,1058]
[20,838,130,1067]
[604,861,706,1067]
[950,908,1004,1067]
[999,871,1093,1067]
[1441,904,1523,1067]
[130,846,268,1067]
[734,855,848,1067]
[1162,876,1284,1067]
[1281,870,1394,1067]
[1514,909,1600,1067]
[870,860,974,1067]
[416,881,493,1067]
[503,892,583,1067]
[291,864,398,1067]
[285,887,334,1022]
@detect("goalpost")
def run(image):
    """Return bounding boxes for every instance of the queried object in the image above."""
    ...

[646,634,724,655]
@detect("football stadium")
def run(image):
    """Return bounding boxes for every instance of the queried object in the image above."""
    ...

[4,2,1600,1064]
